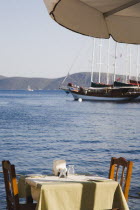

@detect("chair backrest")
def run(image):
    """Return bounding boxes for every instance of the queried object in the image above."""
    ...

[108,157,133,201]
[2,160,20,210]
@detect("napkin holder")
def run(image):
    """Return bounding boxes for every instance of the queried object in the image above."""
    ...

[53,160,67,176]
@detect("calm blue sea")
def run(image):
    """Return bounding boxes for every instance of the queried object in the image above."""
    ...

[0,90,140,209]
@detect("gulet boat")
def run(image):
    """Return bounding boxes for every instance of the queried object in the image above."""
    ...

[68,39,140,101]
[69,84,140,101]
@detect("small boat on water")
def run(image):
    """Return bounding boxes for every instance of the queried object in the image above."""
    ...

[27,85,34,91]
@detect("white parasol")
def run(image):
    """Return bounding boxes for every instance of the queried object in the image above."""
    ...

[43,0,140,44]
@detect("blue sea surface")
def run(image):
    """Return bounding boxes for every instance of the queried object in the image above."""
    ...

[0,90,140,209]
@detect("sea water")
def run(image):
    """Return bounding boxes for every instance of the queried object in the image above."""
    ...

[0,90,140,209]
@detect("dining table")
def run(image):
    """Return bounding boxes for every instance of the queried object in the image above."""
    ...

[18,174,129,210]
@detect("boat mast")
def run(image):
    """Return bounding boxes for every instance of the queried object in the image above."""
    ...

[60,72,69,87]
[99,39,102,84]
[107,39,110,84]
[126,44,128,83]
[136,45,139,85]
[129,45,132,81]
[113,42,117,82]
[60,43,86,88]
[91,38,95,84]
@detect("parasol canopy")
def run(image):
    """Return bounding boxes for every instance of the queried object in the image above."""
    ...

[43,0,140,44]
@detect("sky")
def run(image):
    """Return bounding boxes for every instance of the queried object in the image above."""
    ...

[0,0,139,79]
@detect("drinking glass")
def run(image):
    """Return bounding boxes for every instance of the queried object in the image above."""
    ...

[67,165,75,175]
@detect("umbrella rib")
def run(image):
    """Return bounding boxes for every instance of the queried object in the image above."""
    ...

[104,0,140,17]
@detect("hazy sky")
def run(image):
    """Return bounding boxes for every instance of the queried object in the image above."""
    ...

[0,0,139,79]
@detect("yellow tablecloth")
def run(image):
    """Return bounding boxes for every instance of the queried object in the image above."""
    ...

[23,175,129,210]
[36,182,128,210]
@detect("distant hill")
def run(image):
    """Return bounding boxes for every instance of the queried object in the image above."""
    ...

[0,73,137,90]
[0,77,54,90]
[0,75,6,79]
[0,73,91,90]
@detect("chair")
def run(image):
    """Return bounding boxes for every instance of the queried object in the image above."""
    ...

[109,157,133,201]
[2,160,36,210]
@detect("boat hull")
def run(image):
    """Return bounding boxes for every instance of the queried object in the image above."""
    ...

[70,88,140,101]
[71,92,136,101]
